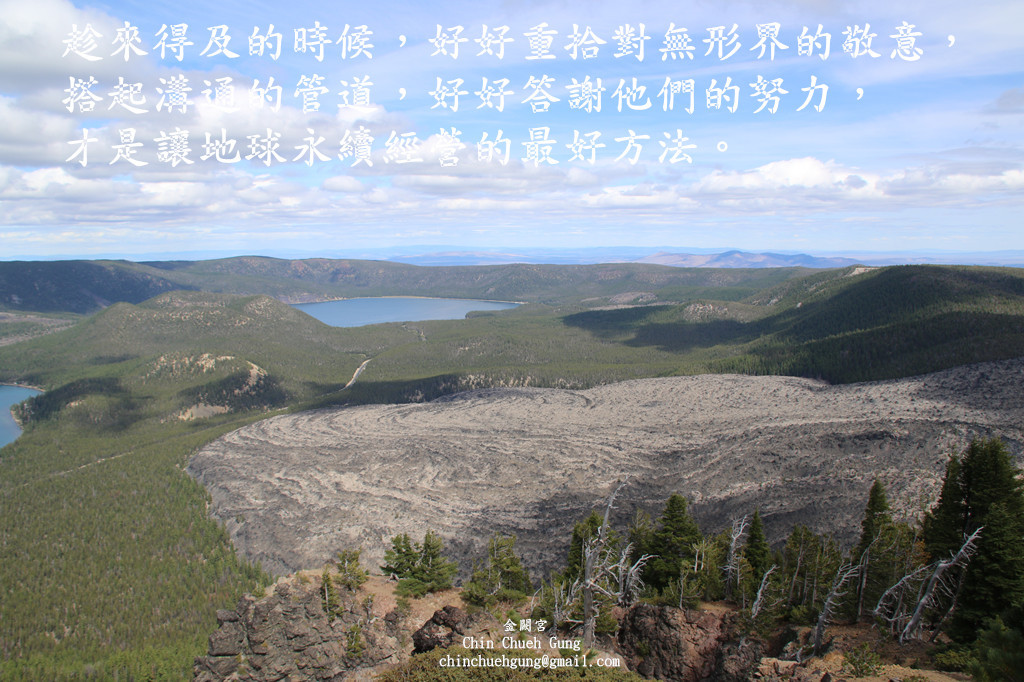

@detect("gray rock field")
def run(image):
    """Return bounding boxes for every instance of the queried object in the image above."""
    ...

[188,359,1024,577]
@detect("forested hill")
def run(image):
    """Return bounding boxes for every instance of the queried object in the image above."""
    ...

[0,257,808,313]
[4,262,1024,390]
[562,264,1024,383]
[0,260,191,313]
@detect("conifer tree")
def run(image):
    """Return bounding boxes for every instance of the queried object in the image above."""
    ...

[953,498,1024,641]
[923,439,1024,642]
[461,534,532,606]
[381,533,417,578]
[853,479,896,619]
[335,548,368,591]
[628,509,656,565]
[923,456,966,559]
[782,524,814,612]
[745,509,772,581]
[321,566,340,621]
[645,494,702,592]
[564,481,649,647]
[779,525,844,622]
[681,535,725,603]
[412,530,459,594]
[565,511,605,582]
[383,531,458,598]
[856,479,892,558]
[971,603,1024,682]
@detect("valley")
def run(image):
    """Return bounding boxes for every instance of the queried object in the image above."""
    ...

[3,257,1024,678]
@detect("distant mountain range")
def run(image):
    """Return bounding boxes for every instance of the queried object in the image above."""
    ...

[371,249,861,268]
[632,250,861,268]
[359,247,1024,268]
[9,247,1024,268]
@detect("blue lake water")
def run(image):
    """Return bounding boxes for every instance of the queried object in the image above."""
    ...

[293,297,519,327]
[0,385,41,448]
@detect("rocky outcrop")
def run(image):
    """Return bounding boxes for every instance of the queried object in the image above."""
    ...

[755,658,837,681]
[193,576,404,681]
[617,604,764,682]
[193,574,952,681]
[411,605,472,653]
[716,635,768,681]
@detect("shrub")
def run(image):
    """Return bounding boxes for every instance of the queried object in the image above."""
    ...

[461,534,532,607]
[844,643,882,676]
[335,548,368,591]
[932,646,977,672]
[345,623,365,659]
[383,531,458,597]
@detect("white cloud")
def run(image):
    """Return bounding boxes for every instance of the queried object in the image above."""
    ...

[0,0,1022,255]
[0,151,1020,236]
[322,175,366,192]
[693,157,884,204]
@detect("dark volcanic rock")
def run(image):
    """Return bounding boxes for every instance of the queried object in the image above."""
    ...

[207,620,245,657]
[193,575,401,682]
[715,635,767,681]
[617,604,763,682]
[412,606,471,653]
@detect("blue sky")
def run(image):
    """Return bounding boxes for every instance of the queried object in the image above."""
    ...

[0,0,1021,259]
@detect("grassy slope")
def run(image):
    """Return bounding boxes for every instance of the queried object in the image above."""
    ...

[2,264,1024,678]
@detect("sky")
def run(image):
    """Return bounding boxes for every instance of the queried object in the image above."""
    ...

[0,0,1022,260]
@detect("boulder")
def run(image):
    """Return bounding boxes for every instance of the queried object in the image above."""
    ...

[617,604,764,682]
[412,605,471,653]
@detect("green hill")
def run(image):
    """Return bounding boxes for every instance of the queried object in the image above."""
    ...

[0,260,189,314]
[563,265,1024,383]
[162,256,806,305]
[0,257,809,313]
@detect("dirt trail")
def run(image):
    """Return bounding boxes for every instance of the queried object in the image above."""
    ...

[344,358,372,389]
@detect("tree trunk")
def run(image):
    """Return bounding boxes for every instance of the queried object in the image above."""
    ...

[787,549,803,605]
[856,552,869,620]
[813,563,857,655]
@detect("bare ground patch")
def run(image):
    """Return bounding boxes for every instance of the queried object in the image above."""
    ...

[188,359,1024,577]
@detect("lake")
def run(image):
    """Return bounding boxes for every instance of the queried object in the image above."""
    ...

[0,385,41,448]
[292,297,519,327]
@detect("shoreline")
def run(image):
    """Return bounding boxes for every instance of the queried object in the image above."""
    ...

[1,382,45,392]
[2,384,43,431]
[288,295,526,305]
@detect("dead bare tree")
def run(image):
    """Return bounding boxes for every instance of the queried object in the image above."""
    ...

[853,527,897,620]
[723,515,749,600]
[750,565,778,620]
[692,537,711,576]
[612,544,649,607]
[873,528,982,643]
[677,536,715,607]
[552,577,583,631]
[582,479,652,647]
[554,478,652,648]
[812,562,860,655]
